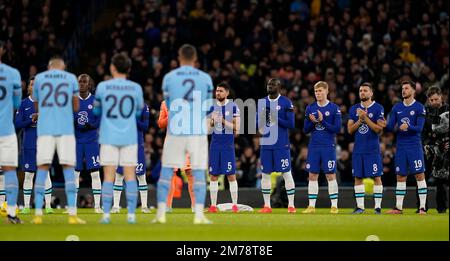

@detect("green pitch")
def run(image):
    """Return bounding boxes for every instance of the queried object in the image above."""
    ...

[0,208,448,241]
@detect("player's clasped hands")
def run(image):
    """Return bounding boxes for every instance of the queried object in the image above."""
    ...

[309,110,323,123]
[212,111,223,123]
[399,123,409,131]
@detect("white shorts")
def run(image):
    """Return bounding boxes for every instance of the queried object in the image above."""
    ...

[37,135,76,166]
[0,134,18,167]
[162,135,208,170]
[100,144,137,167]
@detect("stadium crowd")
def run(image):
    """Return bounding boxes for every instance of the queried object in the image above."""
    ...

[1,0,449,188]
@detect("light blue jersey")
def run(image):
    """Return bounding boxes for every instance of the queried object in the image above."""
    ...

[94,78,144,146]
[0,63,22,137]
[162,65,213,135]
[33,69,79,136]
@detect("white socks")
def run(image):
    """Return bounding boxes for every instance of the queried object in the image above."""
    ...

[373,184,383,209]
[209,180,219,206]
[395,182,407,210]
[354,184,365,209]
[308,180,318,207]
[23,172,34,208]
[91,171,102,209]
[229,180,238,205]
[328,179,339,208]
[261,174,271,208]
[137,175,148,208]
[283,171,295,207]
[417,180,428,209]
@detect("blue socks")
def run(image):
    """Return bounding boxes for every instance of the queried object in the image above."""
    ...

[193,169,206,205]
[63,167,77,209]
[157,167,172,204]
[4,170,19,207]
[125,180,137,214]
[34,169,48,211]
[102,181,113,214]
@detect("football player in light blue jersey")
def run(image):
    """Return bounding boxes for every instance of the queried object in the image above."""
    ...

[31,56,84,224]
[155,44,214,224]
[0,40,23,224]
[348,83,386,214]
[94,53,144,224]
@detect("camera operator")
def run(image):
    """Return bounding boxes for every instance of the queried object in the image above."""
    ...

[423,86,449,213]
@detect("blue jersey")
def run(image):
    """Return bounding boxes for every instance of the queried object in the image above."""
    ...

[209,100,240,151]
[15,97,37,149]
[94,78,144,146]
[349,102,385,154]
[74,94,99,144]
[137,104,150,145]
[304,101,342,148]
[0,63,22,136]
[162,65,214,136]
[33,69,79,136]
[386,100,426,148]
[258,95,295,149]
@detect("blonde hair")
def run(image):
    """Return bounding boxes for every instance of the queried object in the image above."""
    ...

[314,81,328,90]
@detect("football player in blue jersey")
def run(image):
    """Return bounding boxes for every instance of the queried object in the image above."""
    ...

[15,76,53,214]
[303,81,342,214]
[31,56,84,224]
[257,78,297,214]
[207,82,240,213]
[386,80,428,215]
[0,40,23,224]
[348,83,386,214]
[73,74,103,213]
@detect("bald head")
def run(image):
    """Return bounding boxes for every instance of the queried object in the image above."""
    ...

[48,57,66,70]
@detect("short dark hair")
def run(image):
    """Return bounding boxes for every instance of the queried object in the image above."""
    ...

[29,76,35,83]
[217,82,230,90]
[111,53,132,74]
[401,80,416,89]
[0,40,5,49]
[360,82,373,91]
[178,44,197,61]
[427,86,442,98]
[268,78,281,86]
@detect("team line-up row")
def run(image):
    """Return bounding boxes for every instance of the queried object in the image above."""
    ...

[0,46,428,225]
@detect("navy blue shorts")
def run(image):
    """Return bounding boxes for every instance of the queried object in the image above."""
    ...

[260,149,291,173]
[306,146,336,174]
[22,148,37,172]
[76,143,100,171]
[395,146,425,176]
[209,149,236,175]
[352,153,383,178]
